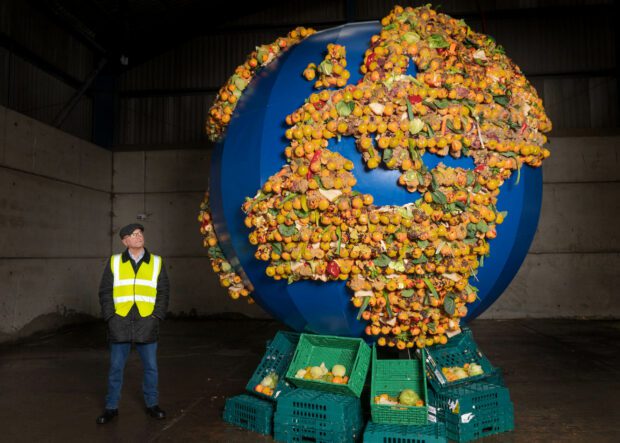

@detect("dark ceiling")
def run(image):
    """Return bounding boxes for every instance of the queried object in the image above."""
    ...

[33,0,284,71]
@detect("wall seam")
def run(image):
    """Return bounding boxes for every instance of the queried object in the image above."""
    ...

[0,163,109,193]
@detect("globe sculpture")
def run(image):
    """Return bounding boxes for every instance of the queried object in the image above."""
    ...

[200,6,551,348]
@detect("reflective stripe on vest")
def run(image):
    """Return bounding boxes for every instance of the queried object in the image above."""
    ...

[111,253,162,317]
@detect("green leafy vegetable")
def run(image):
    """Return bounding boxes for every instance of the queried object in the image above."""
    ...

[432,190,448,205]
[493,95,510,107]
[402,31,420,44]
[317,60,333,75]
[443,294,456,316]
[373,254,391,267]
[423,277,440,299]
[278,224,298,237]
[428,34,449,49]
[335,101,354,117]
[409,117,425,134]
[356,296,370,320]
[401,289,415,298]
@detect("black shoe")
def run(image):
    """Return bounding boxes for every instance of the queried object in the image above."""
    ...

[146,405,166,419]
[96,409,118,424]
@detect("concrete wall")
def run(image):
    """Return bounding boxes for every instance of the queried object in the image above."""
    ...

[482,136,620,319]
[112,149,269,319]
[0,106,112,341]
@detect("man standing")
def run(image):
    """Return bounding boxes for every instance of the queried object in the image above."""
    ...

[97,223,170,424]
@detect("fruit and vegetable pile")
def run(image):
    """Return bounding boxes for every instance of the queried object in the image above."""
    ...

[374,389,424,407]
[205,26,316,142]
[198,192,252,301]
[303,43,351,88]
[201,4,552,351]
[294,362,350,385]
[441,362,484,382]
[254,371,278,397]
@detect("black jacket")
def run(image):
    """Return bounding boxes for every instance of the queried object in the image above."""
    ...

[99,248,170,343]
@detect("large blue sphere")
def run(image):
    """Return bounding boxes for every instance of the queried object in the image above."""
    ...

[210,22,542,336]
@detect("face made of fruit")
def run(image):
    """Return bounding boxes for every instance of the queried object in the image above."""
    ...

[122,229,145,251]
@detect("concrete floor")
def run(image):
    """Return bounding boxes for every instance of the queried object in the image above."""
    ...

[0,318,618,443]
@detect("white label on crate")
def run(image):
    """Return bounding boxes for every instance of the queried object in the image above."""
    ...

[461,412,475,424]
[428,406,437,415]
[448,399,460,414]
[274,390,281,399]
[434,369,446,383]
[428,413,437,423]
[446,328,462,338]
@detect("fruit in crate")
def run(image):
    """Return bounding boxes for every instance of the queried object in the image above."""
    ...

[255,371,278,396]
[441,363,484,381]
[295,363,350,384]
[332,364,347,377]
[374,390,424,407]
[398,388,421,406]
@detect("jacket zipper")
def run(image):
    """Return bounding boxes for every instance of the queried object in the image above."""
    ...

[132,265,137,342]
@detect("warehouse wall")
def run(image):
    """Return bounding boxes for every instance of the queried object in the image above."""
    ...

[0,106,266,344]
[111,149,269,319]
[0,105,112,342]
[482,135,620,319]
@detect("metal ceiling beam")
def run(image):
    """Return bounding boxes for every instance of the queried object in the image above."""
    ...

[0,31,84,90]
[31,0,109,55]
[53,57,107,128]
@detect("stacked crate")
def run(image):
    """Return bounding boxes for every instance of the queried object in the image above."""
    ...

[363,346,447,443]
[222,331,301,435]
[421,328,514,442]
[274,389,364,443]
[363,421,447,443]
[274,334,372,443]
[223,394,274,435]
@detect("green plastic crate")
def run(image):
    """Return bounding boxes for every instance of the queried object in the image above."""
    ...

[246,331,301,401]
[430,382,514,443]
[223,393,274,435]
[443,404,514,443]
[285,334,371,397]
[275,389,364,443]
[275,388,363,429]
[485,367,505,386]
[363,421,447,443]
[370,346,429,426]
[419,328,496,392]
[274,416,364,443]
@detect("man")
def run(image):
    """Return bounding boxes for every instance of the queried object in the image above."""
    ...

[96,223,170,424]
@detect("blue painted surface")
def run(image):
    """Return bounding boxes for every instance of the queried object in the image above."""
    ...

[209,21,542,335]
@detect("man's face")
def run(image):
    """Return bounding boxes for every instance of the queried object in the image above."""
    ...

[122,229,145,249]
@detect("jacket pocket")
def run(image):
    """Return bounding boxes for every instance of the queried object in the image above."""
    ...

[107,314,130,342]
[135,315,159,343]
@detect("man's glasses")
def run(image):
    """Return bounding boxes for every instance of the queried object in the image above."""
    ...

[129,231,144,238]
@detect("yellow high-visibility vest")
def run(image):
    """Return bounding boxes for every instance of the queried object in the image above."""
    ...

[111,253,162,317]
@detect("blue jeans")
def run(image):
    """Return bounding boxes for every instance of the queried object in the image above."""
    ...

[105,342,159,409]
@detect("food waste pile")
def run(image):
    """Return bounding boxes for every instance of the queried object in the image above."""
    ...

[199,4,551,350]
